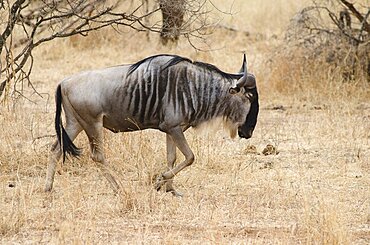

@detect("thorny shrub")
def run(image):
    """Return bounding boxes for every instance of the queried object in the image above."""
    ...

[266,0,369,98]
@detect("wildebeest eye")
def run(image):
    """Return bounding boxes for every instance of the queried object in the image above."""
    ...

[245,92,253,101]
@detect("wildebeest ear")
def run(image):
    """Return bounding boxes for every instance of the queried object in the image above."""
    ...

[238,54,247,74]
[245,74,256,89]
[235,73,256,89]
[229,87,240,94]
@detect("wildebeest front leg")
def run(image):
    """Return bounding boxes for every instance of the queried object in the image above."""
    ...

[156,133,182,196]
[156,127,194,196]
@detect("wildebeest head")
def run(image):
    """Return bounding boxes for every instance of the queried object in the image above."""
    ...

[229,54,259,139]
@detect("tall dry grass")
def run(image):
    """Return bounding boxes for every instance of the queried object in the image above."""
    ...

[1,0,369,244]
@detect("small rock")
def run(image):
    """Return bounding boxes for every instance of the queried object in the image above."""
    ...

[243,145,258,155]
[272,105,286,111]
[260,162,274,169]
[262,144,279,155]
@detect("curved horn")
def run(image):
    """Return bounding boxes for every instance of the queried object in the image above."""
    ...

[229,54,255,94]
[236,73,255,88]
[238,53,247,73]
[229,73,256,94]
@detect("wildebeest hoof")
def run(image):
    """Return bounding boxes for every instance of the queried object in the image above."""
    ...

[168,189,183,197]
[155,175,166,191]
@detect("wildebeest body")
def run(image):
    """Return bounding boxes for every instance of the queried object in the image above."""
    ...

[62,56,247,132]
[46,54,259,196]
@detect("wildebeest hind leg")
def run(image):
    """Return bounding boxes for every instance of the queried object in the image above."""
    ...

[45,123,82,192]
[86,122,120,193]
[156,127,194,196]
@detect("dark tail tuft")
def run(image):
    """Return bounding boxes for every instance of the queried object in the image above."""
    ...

[55,84,81,162]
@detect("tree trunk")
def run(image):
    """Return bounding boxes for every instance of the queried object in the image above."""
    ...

[159,0,185,45]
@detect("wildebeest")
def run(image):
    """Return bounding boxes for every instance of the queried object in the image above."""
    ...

[45,54,259,196]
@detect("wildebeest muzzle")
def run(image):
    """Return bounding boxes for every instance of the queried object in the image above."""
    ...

[238,127,254,139]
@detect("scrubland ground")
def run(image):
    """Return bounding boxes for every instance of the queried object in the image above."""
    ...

[1,0,369,244]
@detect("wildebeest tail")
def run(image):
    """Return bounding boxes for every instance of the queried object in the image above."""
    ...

[55,84,81,161]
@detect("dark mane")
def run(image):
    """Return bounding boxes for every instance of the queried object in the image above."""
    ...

[128,54,243,80]
[161,55,192,70]
[127,54,175,75]
[192,61,242,80]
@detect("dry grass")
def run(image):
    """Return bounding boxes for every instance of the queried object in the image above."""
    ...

[1,0,369,244]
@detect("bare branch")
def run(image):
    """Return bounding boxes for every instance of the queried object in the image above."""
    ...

[283,0,369,80]
[339,0,370,33]
[0,0,27,51]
